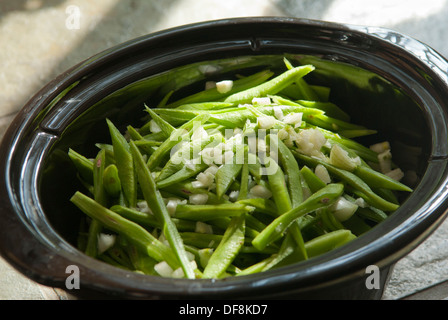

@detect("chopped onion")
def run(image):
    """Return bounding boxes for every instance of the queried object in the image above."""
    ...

[315,164,331,184]
[295,128,327,158]
[166,199,182,216]
[195,221,213,234]
[282,112,303,128]
[215,80,233,93]
[378,149,392,173]
[189,193,209,205]
[154,261,174,277]
[204,164,219,176]
[370,141,390,154]
[196,171,215,188]
[252,97,271,105]
[249,185,272,199]
[229,190,240,202]
[198,248,214,268]
[136,200,152,214]
[277,128,289,140]
[329,144,360,171]
[273,106,284,120]
[149,119,161,133]
[172,260,197,279]
[191,180,205,188]
[97,233,116,255]
[385,168,404,181]
[191,125,209,141]
[257,116,276,129]
[354,197,368,208]
[330,197,358,222]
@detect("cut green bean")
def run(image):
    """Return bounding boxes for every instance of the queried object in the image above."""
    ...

[70,192,180,268]
[106,119,137,208]
[305,229,356,258]
[202,214,246,279]
[174,203,253,221]
[102,164,122,198]
[252,183,344,251]
[130,141,196,279]
[224,65,315,104]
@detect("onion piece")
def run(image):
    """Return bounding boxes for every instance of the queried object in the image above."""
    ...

[97,233,116,255]
[330,197,358,222]
[189,193,209,205]
[249,184,272,199]
[315,164,331,184]
[329,144,361,171]
[154,261,174,277]
[215,80,233,93]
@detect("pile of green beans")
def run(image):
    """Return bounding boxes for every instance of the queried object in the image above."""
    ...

[69,58,412,279]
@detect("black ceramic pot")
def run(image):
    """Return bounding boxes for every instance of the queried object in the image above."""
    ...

[1,17,448,300]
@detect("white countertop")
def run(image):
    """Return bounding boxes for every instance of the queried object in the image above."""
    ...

[1,0,448,300]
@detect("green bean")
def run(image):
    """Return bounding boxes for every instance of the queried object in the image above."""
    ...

[215,163,243,199]
[175,102,235,111]
[95,143,115,162]
[130,140,196,279]
[304,229,356,258]
[159,181,226,205]
[85,149,107,257]
[265,157,291,214]
[144,104,176,137]
[126,243,158,275]
[237,198,278,216]
[68,148,93,185]
[156,162,209,189]
[132,140,160,156]
[356,206,388,223]
[319,208,345,232]
[252,183,344,251]
[202,213,246,279]
[315,127,379,163]
[106,119,137,208]
[70,191,180,268]
[237,233,298,276]
[166,70,275,108]
[300,166,326,193]
[224,65,315,104]
[268,135,304,207]
[237,163,249,201]
[293,152,400,212]
[110,204,197,232]
[126,125,144,141]
[102,164,122,198]
[353,165,412,192]
[174,203,253,221]
[264,155,308,261]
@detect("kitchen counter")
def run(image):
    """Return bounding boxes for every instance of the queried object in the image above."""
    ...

[1,0,447,300]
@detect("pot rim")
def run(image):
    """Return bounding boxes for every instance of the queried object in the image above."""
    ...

[1,17,448,298]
